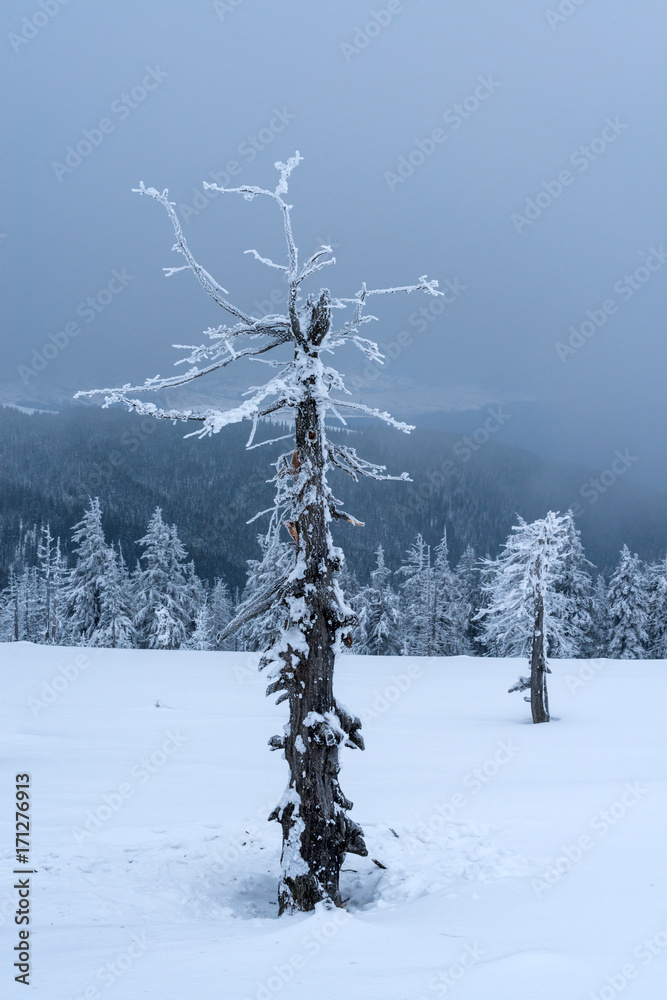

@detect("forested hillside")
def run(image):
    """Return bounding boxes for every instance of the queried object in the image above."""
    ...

[1,404,666,588]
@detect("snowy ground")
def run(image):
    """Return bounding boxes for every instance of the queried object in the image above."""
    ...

[3,643,667,999]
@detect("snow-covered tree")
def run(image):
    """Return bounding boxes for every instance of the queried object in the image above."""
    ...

[551,511,595,658]
[76,153,444,912]
[234,532,293,652]
[210,577,234,650]
[96,544,136,648]
[185,597,214,650]
[354,546,401,655]
[397,533,435,655]
[606,545,650,659]
[432,528,465,656]
[477,511,571,723]
[589,574,609,657]
[134,508,191,650]
[66,499,109,644]
[454,544,481,654]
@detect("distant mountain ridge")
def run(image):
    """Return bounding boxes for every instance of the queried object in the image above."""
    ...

[0,405,665,589]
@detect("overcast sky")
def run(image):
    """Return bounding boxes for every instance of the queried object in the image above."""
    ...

[2,0,666,486]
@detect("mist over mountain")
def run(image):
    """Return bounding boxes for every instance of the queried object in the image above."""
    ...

[1,405,665,590]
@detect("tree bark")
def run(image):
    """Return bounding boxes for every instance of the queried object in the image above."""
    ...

[530,591,550,724]
[268,303,367,914]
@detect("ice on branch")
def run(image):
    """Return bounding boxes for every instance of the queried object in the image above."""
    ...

[76,153,448,915]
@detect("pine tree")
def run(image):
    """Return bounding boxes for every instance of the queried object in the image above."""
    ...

[647,557,667,658]
[210,577,234,650]
[397,533,435,655]
[66,499,110,644]
[551,511,595,658]
[477,512,572,723]
[354,546,401,655]
[454,544,481,654]
[590,575,608,657]
[185,597,214,650]
[134,508,191,650]
[96,544,136,648]
[432,528,465,655]
[236,533,293,652]
[606,545,649,659]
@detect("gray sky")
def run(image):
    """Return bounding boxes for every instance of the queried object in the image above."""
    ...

[2,0,666,486]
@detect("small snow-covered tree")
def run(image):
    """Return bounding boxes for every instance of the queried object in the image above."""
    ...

[647,557,667,658]
[606,545,649,659]
[397,533,435,655]
[355,546,401,655]
[185,597,214,651]
[66,498,109,644]
[235,531,293,652]
[551,511,595,658]
[210,577,234,650]
[454,544,481,654]
[134,508,191,650]
[432,528,465,656]
[96,544,136,649]
[76,153,444,912]
[477,512,571,723]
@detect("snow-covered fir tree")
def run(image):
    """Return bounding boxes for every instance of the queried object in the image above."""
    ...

[589,575,609,657]
[185,597,214,650]
[96,543,136,649]
[551,511,595,658]
[210,577,235,650]
[66,498,109,644]
[354,546,401,655]
[235,532,294,652]
[454,544,481,655]
[134,508,192,650]
[432,528,466,656]
[606,545,650,659]
[397,533,435,655]
[647,556,667,658]
[477,511,572,723]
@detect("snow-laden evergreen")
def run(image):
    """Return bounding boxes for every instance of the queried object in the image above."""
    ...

[606,544,650,658]
[354,546,401,655]
[551,511,595,658]
[134,509,192,650]
[477,511,573,723]
[66,498,110,645]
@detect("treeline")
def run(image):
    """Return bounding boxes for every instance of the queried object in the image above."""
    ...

[2,499,659,659]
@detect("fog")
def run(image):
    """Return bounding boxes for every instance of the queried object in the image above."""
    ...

[2,0,666,485]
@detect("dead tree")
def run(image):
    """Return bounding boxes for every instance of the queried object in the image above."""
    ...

[77,153,443,911]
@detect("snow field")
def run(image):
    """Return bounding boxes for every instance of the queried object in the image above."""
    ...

[3,643,667,999]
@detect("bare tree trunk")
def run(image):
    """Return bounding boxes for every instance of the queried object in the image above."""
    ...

[269,308,367,914]
[530,591,550,723]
